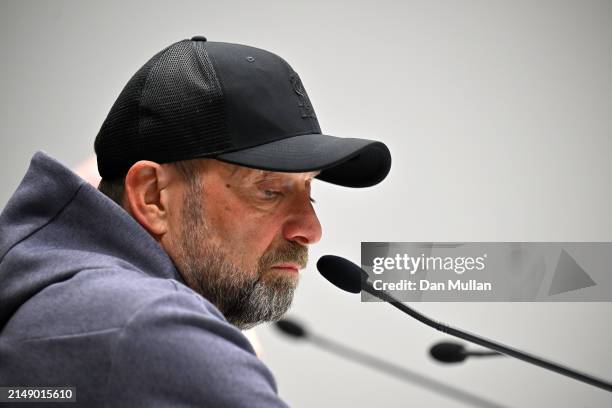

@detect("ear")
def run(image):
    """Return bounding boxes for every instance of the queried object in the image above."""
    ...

[124,161,174,237]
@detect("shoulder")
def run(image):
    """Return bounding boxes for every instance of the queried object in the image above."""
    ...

[76,266,231,335]
[103,283,287,407]
[5,263,225,342]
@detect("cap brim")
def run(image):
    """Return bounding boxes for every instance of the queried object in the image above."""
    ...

[215,134,391,188]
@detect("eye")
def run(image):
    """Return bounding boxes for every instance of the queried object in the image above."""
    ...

[262,189,283,199]
[310,196,316,204]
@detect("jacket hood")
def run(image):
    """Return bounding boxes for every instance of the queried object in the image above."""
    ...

[0,151,182,329]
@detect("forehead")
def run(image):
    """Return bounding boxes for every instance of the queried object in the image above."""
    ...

[212,160,320,181]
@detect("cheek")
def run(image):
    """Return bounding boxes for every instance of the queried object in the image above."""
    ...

[201,182,284,264]
[228,214,279,253]
[217,212,283,266]
[205,199,276,256]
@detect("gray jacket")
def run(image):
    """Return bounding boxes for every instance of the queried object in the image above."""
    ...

[0,151,288,407]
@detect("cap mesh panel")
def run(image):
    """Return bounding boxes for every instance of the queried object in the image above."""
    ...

[95,40,231,177]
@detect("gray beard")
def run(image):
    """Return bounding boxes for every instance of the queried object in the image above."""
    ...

[173,178,307,330]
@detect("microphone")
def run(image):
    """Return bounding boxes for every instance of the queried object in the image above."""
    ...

[317,255,612,393]
[275,318,307,339]
[430,341,503,364]
[274,317,508,408]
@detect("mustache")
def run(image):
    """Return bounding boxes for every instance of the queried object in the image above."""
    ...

[259,240,309,271]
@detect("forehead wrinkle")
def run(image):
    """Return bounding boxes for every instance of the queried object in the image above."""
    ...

[257,169,321,179]
[219,162,250,180]
[224,163,321,183]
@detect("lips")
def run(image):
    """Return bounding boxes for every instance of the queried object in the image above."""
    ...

[271,263,300,272]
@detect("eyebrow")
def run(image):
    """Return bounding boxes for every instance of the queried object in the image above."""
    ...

[253,170,321,181]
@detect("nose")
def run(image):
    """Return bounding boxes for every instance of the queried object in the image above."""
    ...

[282,194,322,246]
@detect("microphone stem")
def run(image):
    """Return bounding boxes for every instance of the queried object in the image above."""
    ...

[363,283,612,393]
[308,333,509,408]
[469,350,504,357]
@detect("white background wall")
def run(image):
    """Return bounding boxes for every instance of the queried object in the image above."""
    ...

[1,1,611,406]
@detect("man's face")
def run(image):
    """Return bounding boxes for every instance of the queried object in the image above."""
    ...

[166,159,322,329]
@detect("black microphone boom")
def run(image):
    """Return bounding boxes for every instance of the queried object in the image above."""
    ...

[316,255,612,393]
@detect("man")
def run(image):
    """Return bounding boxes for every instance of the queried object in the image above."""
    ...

[0,36,390,406]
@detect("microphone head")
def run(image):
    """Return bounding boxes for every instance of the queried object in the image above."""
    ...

[275,318,308,339]
[430,342,467,363]
[317,255,368,294]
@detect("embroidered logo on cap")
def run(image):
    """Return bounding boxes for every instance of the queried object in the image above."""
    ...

[290,74,317,119]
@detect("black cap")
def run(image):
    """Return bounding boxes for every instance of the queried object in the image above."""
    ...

[94,37,391,187]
